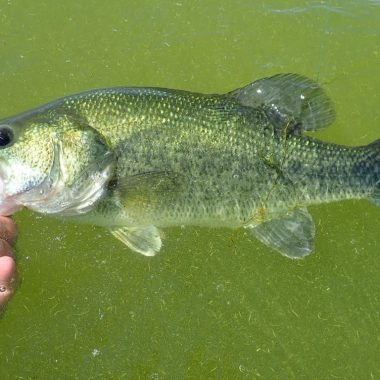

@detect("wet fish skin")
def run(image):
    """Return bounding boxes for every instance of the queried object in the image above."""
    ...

[0,74,378,258]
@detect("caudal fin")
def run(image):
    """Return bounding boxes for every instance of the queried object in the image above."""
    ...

[368,138,380,206]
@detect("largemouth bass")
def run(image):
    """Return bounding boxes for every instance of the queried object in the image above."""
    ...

[0,74,378,258]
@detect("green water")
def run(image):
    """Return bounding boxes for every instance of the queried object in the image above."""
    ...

[0,0,380,378]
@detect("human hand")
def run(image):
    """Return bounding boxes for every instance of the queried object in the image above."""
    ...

[0,216,17,312]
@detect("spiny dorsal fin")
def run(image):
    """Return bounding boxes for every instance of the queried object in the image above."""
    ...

[228,73,335,133]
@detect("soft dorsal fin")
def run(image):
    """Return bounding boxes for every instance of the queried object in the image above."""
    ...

[228,73,335,132]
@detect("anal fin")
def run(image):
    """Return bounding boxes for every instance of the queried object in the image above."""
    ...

[249,208,315,259]
[110,225,162,256]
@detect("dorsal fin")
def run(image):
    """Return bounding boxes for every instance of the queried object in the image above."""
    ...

[227,73,335,132]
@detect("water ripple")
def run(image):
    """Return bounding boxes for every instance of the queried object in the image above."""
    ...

[269,5,353,16]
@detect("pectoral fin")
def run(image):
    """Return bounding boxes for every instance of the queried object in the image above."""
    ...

[249,208,315,259]
[115,171,186,214]
[110,225,162,256]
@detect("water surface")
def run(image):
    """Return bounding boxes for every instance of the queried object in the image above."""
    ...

[0,1,379,378]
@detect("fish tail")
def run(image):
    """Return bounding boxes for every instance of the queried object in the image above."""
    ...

[367,138,380,206]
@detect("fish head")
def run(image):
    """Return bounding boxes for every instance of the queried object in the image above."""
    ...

[0,113,114,216]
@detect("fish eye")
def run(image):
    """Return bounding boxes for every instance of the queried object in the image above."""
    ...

[0,125,14,148]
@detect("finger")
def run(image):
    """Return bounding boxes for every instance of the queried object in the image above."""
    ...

[0,239,13,258]
[0,255,16,283]
[0,255,16,310]
[0,216,17,245]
